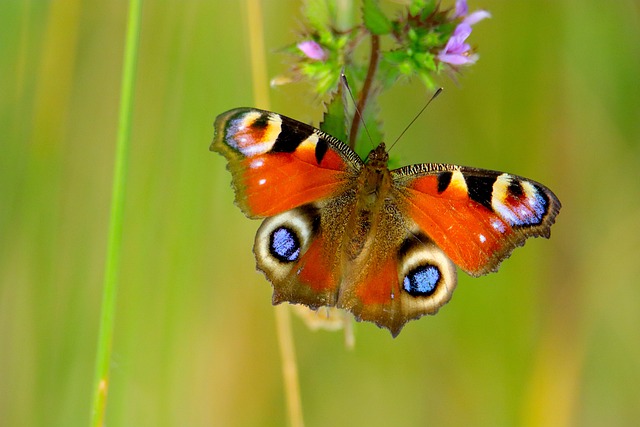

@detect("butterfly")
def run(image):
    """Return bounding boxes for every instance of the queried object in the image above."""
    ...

[211,108,561,336]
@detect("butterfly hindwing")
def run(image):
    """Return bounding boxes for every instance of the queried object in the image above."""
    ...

[211,108,363,218]
[392,164,561,276]
[334,198,458,337]
[253,197,458,337]
[254,203,343,308]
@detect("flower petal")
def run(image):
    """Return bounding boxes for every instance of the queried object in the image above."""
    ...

[438,52,476,65]
[463,10,491,26]
[453,23,473,39]
[297,40,327,61]
[454,0,468,18]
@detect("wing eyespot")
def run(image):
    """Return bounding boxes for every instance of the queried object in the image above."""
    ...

[403,264,441,297]
[397,233,457,305]
[270,227,301,262]
[254,206,320,281]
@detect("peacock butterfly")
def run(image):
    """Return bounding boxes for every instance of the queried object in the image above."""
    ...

[211,108,561,336]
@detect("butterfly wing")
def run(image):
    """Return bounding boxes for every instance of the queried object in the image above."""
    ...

[252,193,458,337]
[334,197,458,337]
[212,108,363,218]
[392,164,561,276]
[213,108,363,309]
[213,108,562,336]
[253,202,346,310]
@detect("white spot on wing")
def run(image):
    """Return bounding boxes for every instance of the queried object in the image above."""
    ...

[251,159,264,168]
[491,218,507,233]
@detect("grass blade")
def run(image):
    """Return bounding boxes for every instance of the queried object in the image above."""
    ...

[90,1,143,425]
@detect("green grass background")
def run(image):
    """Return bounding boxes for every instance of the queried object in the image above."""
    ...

[2,1,640,426]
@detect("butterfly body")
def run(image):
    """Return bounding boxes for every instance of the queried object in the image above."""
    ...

[212,108,560,336]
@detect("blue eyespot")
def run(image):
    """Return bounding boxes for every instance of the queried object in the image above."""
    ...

[403,265,440,296]
[270,227,301,262]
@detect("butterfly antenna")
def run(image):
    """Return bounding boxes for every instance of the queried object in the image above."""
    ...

[388,87,443,152]
[341,71,374,149]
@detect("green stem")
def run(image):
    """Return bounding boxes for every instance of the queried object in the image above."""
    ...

[349,34,380,149]
[90,1,142,425]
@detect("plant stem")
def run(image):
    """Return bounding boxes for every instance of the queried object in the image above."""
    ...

[245,0,304,426]
[349,34,380,149]
[90,0,142,425]
[275,305,305,427]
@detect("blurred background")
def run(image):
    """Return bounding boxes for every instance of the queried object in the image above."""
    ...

[1,1,639,426]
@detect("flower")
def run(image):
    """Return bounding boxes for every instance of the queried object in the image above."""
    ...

[463,10,491,26]
[454,0,469,18]
[437,23,477,65]
[297,40,328,61]
[455,0,491,25]
[438,1,490,66]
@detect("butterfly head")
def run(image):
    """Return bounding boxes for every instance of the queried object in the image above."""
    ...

[365,143,389,169]
[360,143,392,200]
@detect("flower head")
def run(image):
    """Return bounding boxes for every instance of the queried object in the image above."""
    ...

[297,40,328,61]
[438,1,490,66]
[438,24,477,65]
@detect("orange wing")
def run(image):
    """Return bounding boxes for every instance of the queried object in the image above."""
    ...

[211,108,362,218]
[392,164,561,276]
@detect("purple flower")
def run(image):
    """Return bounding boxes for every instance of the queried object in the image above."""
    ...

[463,9,491,26]
[438,1,490,66]
[454,0,491,25]
[297,40,327,61]
[438,24,477,65]
[454,0,469,17]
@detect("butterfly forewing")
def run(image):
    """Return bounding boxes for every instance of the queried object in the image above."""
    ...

[391,164,561,276]
[212,108,362,218]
